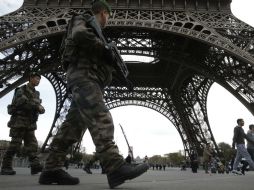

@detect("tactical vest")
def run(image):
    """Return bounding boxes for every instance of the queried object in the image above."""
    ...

[60,12,100,71]
[7,85,41,129]
[8,85,40,119]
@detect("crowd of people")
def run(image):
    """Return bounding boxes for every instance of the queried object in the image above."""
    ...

[187,118,254,175]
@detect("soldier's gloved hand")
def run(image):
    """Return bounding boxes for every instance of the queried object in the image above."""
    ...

[38,105,45,114]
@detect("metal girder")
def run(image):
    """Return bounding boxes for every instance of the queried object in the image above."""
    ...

[41,72,68,151]
[1,0,254,157]
[23,0,231,11]
[1,8,254,67]
[104,86,192,155]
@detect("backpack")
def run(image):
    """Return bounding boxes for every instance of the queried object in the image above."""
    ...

[60,14,78,71]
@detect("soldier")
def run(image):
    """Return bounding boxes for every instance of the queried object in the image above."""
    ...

[1,72,45,175]
[39,0,149,188]
[203,143,212,174]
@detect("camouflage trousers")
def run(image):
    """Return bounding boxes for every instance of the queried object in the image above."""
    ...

[1,128,40,169]
[45,81,125,173]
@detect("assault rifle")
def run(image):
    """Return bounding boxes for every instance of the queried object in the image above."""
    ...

[86,16,133,89]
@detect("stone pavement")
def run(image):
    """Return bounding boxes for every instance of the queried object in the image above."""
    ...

[0,167,253,190]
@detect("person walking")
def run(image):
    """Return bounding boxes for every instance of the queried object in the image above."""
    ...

[83,154,105,174]
[1,72,45,175]
[203,143,212,174]
[232,118,254,175]
[39,0,148,188]
[247,124,254,161]
[190,150,199,173]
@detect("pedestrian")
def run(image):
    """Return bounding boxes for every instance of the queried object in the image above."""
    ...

[190,150,199,173]
[83,154,99,174]
[144,155,148,163]
[1,72,45,175]
[38,0,148,188]
[232,118,254,175]
[247,124,254,161]
[203,143,212,174]
[64,157,70,170]
[125,154,132,164]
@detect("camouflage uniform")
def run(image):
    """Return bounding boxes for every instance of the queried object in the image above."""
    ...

[1,83,44,172]
[44,11,125,173]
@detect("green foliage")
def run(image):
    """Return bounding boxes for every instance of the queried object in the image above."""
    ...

[167,152,185,166]
[82,153,94,164]
[70,152,83,164]
[148,152,185,167]
[218,142,234,162]
[149,155,164,164]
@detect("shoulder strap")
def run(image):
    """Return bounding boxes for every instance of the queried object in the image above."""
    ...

[59,13,77,54]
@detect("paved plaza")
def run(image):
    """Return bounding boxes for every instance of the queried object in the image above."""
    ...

[0,167,253,190]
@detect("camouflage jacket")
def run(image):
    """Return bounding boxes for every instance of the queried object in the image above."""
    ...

[7,84,43,130]
[64,11,114,89]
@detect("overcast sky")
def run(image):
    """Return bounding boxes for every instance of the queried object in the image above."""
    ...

[0,0,254,158]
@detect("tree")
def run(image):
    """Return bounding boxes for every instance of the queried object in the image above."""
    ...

[148,155,163,164]
[82,153,94,164]
[70,152,83,164]
[166,152,185,167]
[217,142,234,163]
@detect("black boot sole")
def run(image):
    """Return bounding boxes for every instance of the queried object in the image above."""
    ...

[108,164,149,189]
[39,173,80,185]
[39,178,80,185]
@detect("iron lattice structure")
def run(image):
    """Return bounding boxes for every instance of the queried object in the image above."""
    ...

[1,0,254,156]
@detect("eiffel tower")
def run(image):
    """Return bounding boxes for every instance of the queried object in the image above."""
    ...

[1,0,254,156]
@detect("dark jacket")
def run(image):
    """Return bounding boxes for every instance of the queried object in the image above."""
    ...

[232,126,254,148]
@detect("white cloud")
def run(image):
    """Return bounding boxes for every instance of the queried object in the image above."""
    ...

[0,0,23,16]
[231,0,254,27]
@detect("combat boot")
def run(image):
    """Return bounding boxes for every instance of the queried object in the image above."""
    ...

[83,164,92,174]
[1,149,15,175]
[31,164,43,175]
[1,168,16,175]
[107,163,149,189]
[39,169,80,185]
